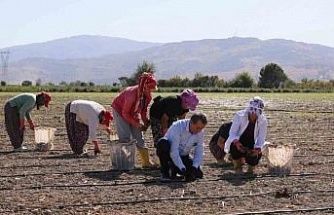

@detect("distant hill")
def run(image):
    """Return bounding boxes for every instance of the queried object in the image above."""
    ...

[2,36,334,84]
[0,35,162,61]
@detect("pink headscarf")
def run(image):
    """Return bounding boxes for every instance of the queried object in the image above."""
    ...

[180,89,199,111]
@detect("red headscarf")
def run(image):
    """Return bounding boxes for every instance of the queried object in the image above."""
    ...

[104,111,113,127]
[42,92,51,108]
[138,72,158,96]
[100,110,113,127]
[134,72,157,114]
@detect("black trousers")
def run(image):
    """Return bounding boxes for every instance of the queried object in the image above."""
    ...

[230,143,262,166]
[156,139,203,178]
[4,103,24,149]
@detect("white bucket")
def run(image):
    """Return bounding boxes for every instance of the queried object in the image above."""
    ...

[266,144,295,175]
[109,123,118,141]
[35,127,56,143]
[34,127,57,152]
[110,140,136,171]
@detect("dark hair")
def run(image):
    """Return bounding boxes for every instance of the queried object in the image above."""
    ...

[190,113,208,125]
[98,111,105,123]
[36,93,44,110]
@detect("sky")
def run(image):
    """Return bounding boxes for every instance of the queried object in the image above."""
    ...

[0,0,333,48]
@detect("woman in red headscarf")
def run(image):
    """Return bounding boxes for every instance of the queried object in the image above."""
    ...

[111,72,158,168]
[65,100,113,156]
[4,92,51,151]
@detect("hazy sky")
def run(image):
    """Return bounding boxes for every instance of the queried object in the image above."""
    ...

[0,0,333,48]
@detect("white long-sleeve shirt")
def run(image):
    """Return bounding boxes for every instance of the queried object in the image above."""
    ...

[224,109,268,153]
[163,119,205,170]
[70,100,105,142]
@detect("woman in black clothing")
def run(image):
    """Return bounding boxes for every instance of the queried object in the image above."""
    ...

[209,121,232,164]
[149,89,199,147]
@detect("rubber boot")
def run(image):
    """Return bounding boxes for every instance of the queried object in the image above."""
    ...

[233,159,243,173]
[138,148,158,168]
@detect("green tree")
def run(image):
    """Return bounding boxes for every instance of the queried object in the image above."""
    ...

[192,72,206,87]
[258,63,289,88]
[208,75,223,88]
[167,75,184,87]
[228,72,255,88]
[59,81,68,86]
[128,60,156,85]
[21,80,32,86]
[36,78,42,86]
[157,79,167,87]
[118,77,129,87]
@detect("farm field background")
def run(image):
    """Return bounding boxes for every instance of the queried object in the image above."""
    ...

[0,92,333,214]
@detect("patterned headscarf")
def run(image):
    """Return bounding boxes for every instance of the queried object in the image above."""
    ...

[247,96,265,116]
[135,72,158,113]
[138,72,158,93]
[180,89,199,111]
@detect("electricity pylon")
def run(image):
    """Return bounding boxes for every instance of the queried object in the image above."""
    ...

[1,50,10,83]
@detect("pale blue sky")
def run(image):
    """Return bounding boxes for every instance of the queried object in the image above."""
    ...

[0,0,333,48]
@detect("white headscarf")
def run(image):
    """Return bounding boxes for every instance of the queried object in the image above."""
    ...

[247,96,265,117]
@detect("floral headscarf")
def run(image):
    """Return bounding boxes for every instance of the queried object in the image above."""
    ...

[247,96,265,116]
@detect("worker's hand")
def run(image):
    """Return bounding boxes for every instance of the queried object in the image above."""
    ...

[185,167,197,182]
[105,127,111,136]
[144,120,150,128]
[19,118,25,130]
[233,140,247,153]
[249,148,261,157]
[180,167,186,177]
[28,119,35,130]
[139,123,147,131]
[217,137,225,150]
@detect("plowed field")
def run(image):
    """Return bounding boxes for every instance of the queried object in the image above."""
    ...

[0,92,333,215]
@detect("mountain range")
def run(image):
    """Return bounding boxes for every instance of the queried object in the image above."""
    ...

[1,35,334,85]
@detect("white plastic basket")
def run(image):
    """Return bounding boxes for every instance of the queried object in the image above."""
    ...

[110,140,136,171]
[35,127,56,143]
[109,123,118,141]
[34,127,57,152]
[266,144,295,175]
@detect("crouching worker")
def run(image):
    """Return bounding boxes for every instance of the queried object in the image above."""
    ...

[224,97,268,174]
[149,88,199,147]
[4,92,51,152]
[209,121,232,164]
[156,113,207,182]
[65,100,113,156]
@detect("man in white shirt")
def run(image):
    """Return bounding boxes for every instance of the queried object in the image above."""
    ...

[156,113,207,181]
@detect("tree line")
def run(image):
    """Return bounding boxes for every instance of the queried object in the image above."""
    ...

[1,61,333,92]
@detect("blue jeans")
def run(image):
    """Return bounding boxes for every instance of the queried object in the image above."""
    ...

[112,108,145,148]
